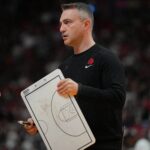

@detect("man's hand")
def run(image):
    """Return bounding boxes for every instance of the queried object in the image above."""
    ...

[57,78,78,96]
[23,118,38,135]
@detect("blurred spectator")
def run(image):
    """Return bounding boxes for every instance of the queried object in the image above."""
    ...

[134,138,150,150]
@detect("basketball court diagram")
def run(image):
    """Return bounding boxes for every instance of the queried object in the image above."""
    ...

[35,90,86,137]
[51,91,86,137]
[21,69,95,150]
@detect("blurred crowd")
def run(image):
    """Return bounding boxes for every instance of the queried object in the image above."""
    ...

[0,0,150,150]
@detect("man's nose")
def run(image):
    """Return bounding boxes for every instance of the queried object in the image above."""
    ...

[60,24,65,33]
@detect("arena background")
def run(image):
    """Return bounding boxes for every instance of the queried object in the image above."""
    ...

[0,0,150,149]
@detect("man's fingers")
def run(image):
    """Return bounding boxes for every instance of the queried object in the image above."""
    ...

[57,82,73,95]
[57,79,68,87]
[57,78,78,96]
[24,123,33,130]
[27,118,34,125]
[26,126,38,135]
[23,118,35,130]
[57,81,70,91]
[58,87,71,95]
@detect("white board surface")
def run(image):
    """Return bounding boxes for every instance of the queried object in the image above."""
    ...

[21,69,95,150]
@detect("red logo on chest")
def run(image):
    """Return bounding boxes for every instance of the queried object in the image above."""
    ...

[87,58,94,65]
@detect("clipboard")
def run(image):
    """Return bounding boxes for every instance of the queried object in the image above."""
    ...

[20,69,95,150]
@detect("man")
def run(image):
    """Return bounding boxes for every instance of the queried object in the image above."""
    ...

[24,2,126,150]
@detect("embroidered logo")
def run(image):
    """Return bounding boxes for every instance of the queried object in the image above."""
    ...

[85,57,94,69]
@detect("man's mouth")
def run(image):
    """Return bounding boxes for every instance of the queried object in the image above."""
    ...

[62,35,68,40]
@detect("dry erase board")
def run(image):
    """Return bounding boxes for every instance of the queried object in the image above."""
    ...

[21,69,95,150]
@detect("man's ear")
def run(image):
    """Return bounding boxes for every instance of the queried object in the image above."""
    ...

[84,19,91,30]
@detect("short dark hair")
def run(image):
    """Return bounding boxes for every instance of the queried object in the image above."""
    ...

[61,2,94,30]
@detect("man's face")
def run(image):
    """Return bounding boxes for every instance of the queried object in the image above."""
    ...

[59,9,85,47]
